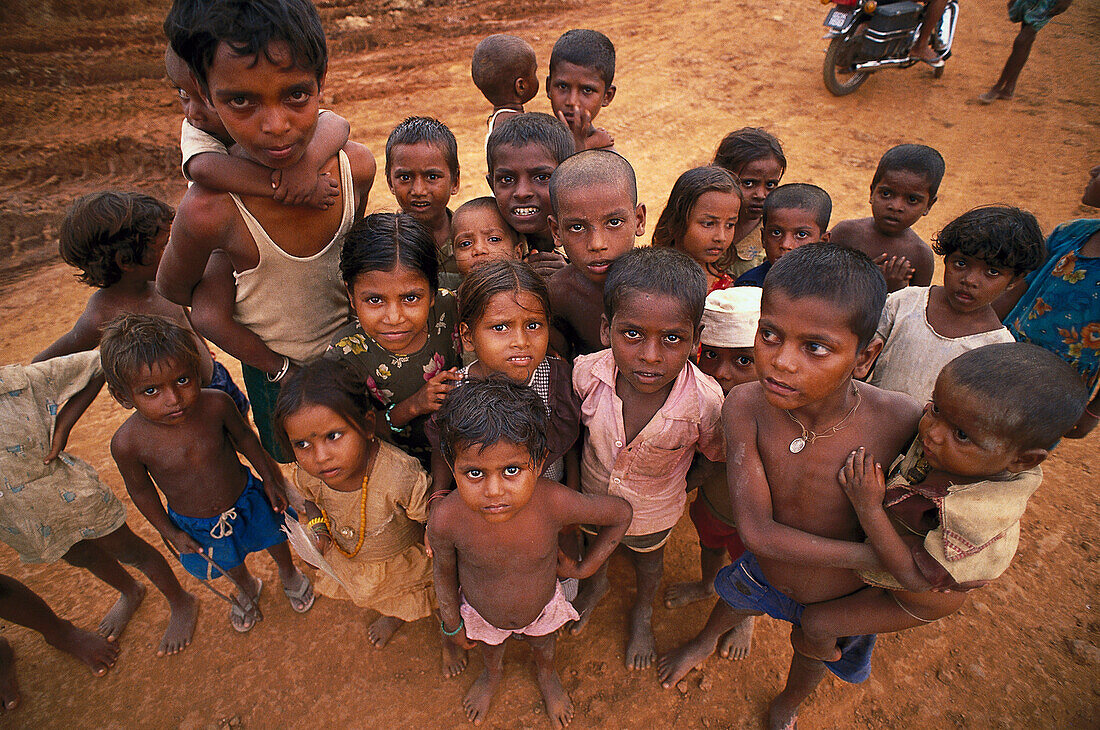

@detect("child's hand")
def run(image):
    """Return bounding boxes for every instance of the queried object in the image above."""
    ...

[556,548,587,580]
[43,431,69,464]
[585,126,615,150]
[263,478,289,514]
[167,529,204,556]
[271,168,339,209]
[313,531,332,556]
[525,250,568,279]
[838,447,886,510]
[874,254,914,291]
[412,368,463,416]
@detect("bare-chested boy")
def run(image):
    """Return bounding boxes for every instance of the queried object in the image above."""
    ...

[657,244,921,730]
[429,379,631,729]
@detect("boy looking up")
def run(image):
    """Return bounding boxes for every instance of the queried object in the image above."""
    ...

[830,144,943,292]
[450,197,524,277]
[547,150,645,357]
[156,0,376,462]
[736,183,831,287]
[386,116,462,290]
[471,34,540,138]
[547,29,616,152]
[571,247,725,671]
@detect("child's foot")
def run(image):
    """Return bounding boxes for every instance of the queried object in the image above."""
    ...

[768,695,800,730]
[97,582,146,642]
[229,577,262,633]
[663,579,714,609]
[718,616,755,660]
[657,633,714,688]
[0,638,19,712]
[789,626,841,663]
[567,573,609,635]
[367,615,403,648]
[535,665,574,729]
[441,640,468,678]
[462,668,501,726]
[281,571,314,613]
[45,622,120,676]
[159,591,199,656]
[624,605,656,670]
[978,89,1012,105]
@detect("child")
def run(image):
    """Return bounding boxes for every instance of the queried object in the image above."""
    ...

[546,150,646,357]
[979,0,1074,104]
[735,183,831,287]
[712,127,787,278]
[471,34,540,139]
[103,314,313,632]
[486,111,575,277]
[659,245,921,730]
[871,205,1046,404]
[386,116,463,291]
[571,247,725,670]
[830,144,944,291]
[998,164,1100,438]
[547,29,617,152]
[35,191,248,414]
[450,197,523,277]
[428,378,631,728]
[651,166,743,292]
[0,350,198,656]
[794,343,1087,662]
[327,213,462,470]
[274,360,468,677]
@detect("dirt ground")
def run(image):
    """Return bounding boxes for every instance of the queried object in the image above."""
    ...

[0,0,1098,727]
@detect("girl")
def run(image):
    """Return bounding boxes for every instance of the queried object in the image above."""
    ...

[712,127,787,278]
[275,360,467,676]
[328,213,463,469]
[652,166,743,292]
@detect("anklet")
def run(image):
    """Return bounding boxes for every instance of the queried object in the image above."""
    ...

[441,618,464,636]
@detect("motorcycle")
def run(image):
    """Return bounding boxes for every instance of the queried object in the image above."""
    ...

[820,0,959,96]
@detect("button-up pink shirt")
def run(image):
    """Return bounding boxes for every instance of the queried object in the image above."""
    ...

[573,349,725,536]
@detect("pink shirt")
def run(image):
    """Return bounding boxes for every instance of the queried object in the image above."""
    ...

[573,349,725,536]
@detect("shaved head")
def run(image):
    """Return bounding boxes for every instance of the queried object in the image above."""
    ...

[549,149,637,213]
[472,34,537,106]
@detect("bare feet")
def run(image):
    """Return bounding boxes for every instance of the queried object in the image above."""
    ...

[462,669,501,725]
[789,626,840,663]
[535,665,574,729]
[159,591,198,655]
[978,89,1012,105]
[367,615,403,648]
[0,638,18,712]
[658,633,713,688]
[97,582,146,642]
[718,616,755,660]
[46,622,120,676]
[768,695,800,730]
[911,45,943,66]
[624,605,656,670]
[567,573,609,635]
[441,640,468,678]
[663,579,714,609]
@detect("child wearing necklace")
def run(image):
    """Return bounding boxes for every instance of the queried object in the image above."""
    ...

[275,360,468,677]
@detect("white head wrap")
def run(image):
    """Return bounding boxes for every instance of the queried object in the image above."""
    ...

[700,287,762,348]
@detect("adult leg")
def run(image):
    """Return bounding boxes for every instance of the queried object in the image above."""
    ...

[658,599,758,687]
[912,0,949,62]
[464,640,507,725]
[981,24,1038,102]
[625,545,664,670]
[664,545,726,609]
[529,633,574,729]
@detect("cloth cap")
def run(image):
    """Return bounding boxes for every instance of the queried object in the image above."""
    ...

[700,287,762,348]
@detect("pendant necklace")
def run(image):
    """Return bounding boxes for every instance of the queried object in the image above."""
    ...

[785,386,862,454]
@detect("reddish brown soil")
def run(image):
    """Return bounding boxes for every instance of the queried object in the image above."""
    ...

[0,0,1097,727]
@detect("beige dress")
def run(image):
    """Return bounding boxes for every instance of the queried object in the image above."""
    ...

[293,441,433,621]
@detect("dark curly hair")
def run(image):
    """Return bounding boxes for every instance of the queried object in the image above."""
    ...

[437,376,549,467]
[933,205,1046,276]
[59,192,174,288]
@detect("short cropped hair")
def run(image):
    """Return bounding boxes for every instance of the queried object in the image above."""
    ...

[170,0,327,97]
[713,127,787,176]
[762,183,833,232]
[932,205,1046,276]
[603,247,707,326]
[471,34,537,106]
[872,144,946,198]
[340,213,439,292]
[549,149,637,213]
[942,343,1089,450]
[437,377,549,467]
[59,192,174,289]
[763,244,886,349]
[273,359,380,455]
[100,313,203,396]
[385,116,460,180]
[549,29,616,87]
[486,112,575,174]
[453,196,501,219]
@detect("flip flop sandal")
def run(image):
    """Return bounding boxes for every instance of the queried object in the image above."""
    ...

[230,578,263,633]
[283,573,315,613]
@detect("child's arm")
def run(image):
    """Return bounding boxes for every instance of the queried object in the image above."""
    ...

[32,306,107,363]
[554,109,614,152]
[429,445,455,496]
[552,486,632,579]
[427,506,476,649]
[271,111,350,207]
[907,242,935,288]
[874,254,915,292]
[298,500,332,555]
[217,392,289,513]
[386,369,463,428]
[44,374,105,464]
[564,441,581,492]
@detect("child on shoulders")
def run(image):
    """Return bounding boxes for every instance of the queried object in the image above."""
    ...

[546,29,617,152]
[735,183,831,287]
[471,34,540,140]
[450,197,524,277]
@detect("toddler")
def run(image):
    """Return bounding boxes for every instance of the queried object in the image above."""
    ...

[547,29,617,152]
[103,314,312,632]
[830,144,944,291]
[471,34,540,140]
[652,166,743,292]
[571,247,725,670]
[735,183,831,287]
[428,378,631,728]
[450,197,523,277]
[871,205,1046,404]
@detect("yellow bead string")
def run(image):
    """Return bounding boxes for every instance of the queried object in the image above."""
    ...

[320,471,369,559]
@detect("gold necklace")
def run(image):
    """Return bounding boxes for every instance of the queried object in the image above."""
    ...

[321,471,369,558]
[785,387,862,454]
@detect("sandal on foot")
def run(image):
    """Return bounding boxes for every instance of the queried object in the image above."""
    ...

[283,573,315,613]
[230,578,263,633]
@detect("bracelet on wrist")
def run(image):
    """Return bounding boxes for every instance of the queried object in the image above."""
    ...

[441,618,464,637]
[384,402,410,435]
[267,355,291,383]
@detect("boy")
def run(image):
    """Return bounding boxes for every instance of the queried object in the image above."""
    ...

[156,0,376,462]
[386,116,463,290]
[547,29,616,152]
[450,197,523,277]
[795,343,1088,661]
[486,112,575,278]
[571,247,725,670]
[546,150,646,357]
[736,183,831,287]
[830,144,943,292]
[657,245,920,730]
[103,314,313,631]
[429,379,631,729]
[471,34,540,138]
[979,0,1073,104]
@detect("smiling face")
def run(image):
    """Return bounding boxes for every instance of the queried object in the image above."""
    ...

[761,207,825,263]
[736,156,784,221]
[452,438,542,523]
[451,206,522,276]
[284,403,375,491]
[387,142,459,226]
[679,190,741,267]
[602,290,698,396]
[546,61,615,126]
[550,182,644,285]
[869,169,935,236]
[919,374,1020,477]
[940,252,1018,314]
[488,143,558,235]
[204,40,322,169]
[116,356,201,425]
[697,345,756,394]
[347,264,434,355]
[461,290,549,383]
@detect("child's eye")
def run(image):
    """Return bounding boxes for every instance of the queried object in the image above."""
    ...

[767,228,780,237]
[287,90,309,104]
[622,329,641,339]
[366,296,383,305]
[503,465,521,476]
[795,230,810,239]
[176,88,189,101]
[488,235,503,243]
[742,180,755,189]
[759,328,778,343]
[143,387,158,396]
[607,218,624,228]
[292,440,309,450]
[985,268,1002,277]
[397,173,411,182]
[736,356,754,367]
[176,376,190,385]
[806,342,829,355]
[930,402,940,415]
[533,173,551,183]
[326,430,343,442]
[907,196,920,204]
[465,469,483,479]
[954,429,969,442]
[227,96,250,109]
[496,175,515,185]
[491,323,508,332]
[664,334,682,344]
[427,173,441,181]
[568,223,585,233]
[455,239,472,249]
[765,181,778,190]
[701,349,718,360]
[402,294,422,303]
[526,321,543,330]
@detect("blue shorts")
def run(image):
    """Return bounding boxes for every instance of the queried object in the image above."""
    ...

[714,552,877,683]
[209,360,250,416]
[167,470,287,580]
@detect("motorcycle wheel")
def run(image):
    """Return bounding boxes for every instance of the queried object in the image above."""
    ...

[823,37,869,96]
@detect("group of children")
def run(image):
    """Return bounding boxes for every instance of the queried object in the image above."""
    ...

[1,0,1097,727]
